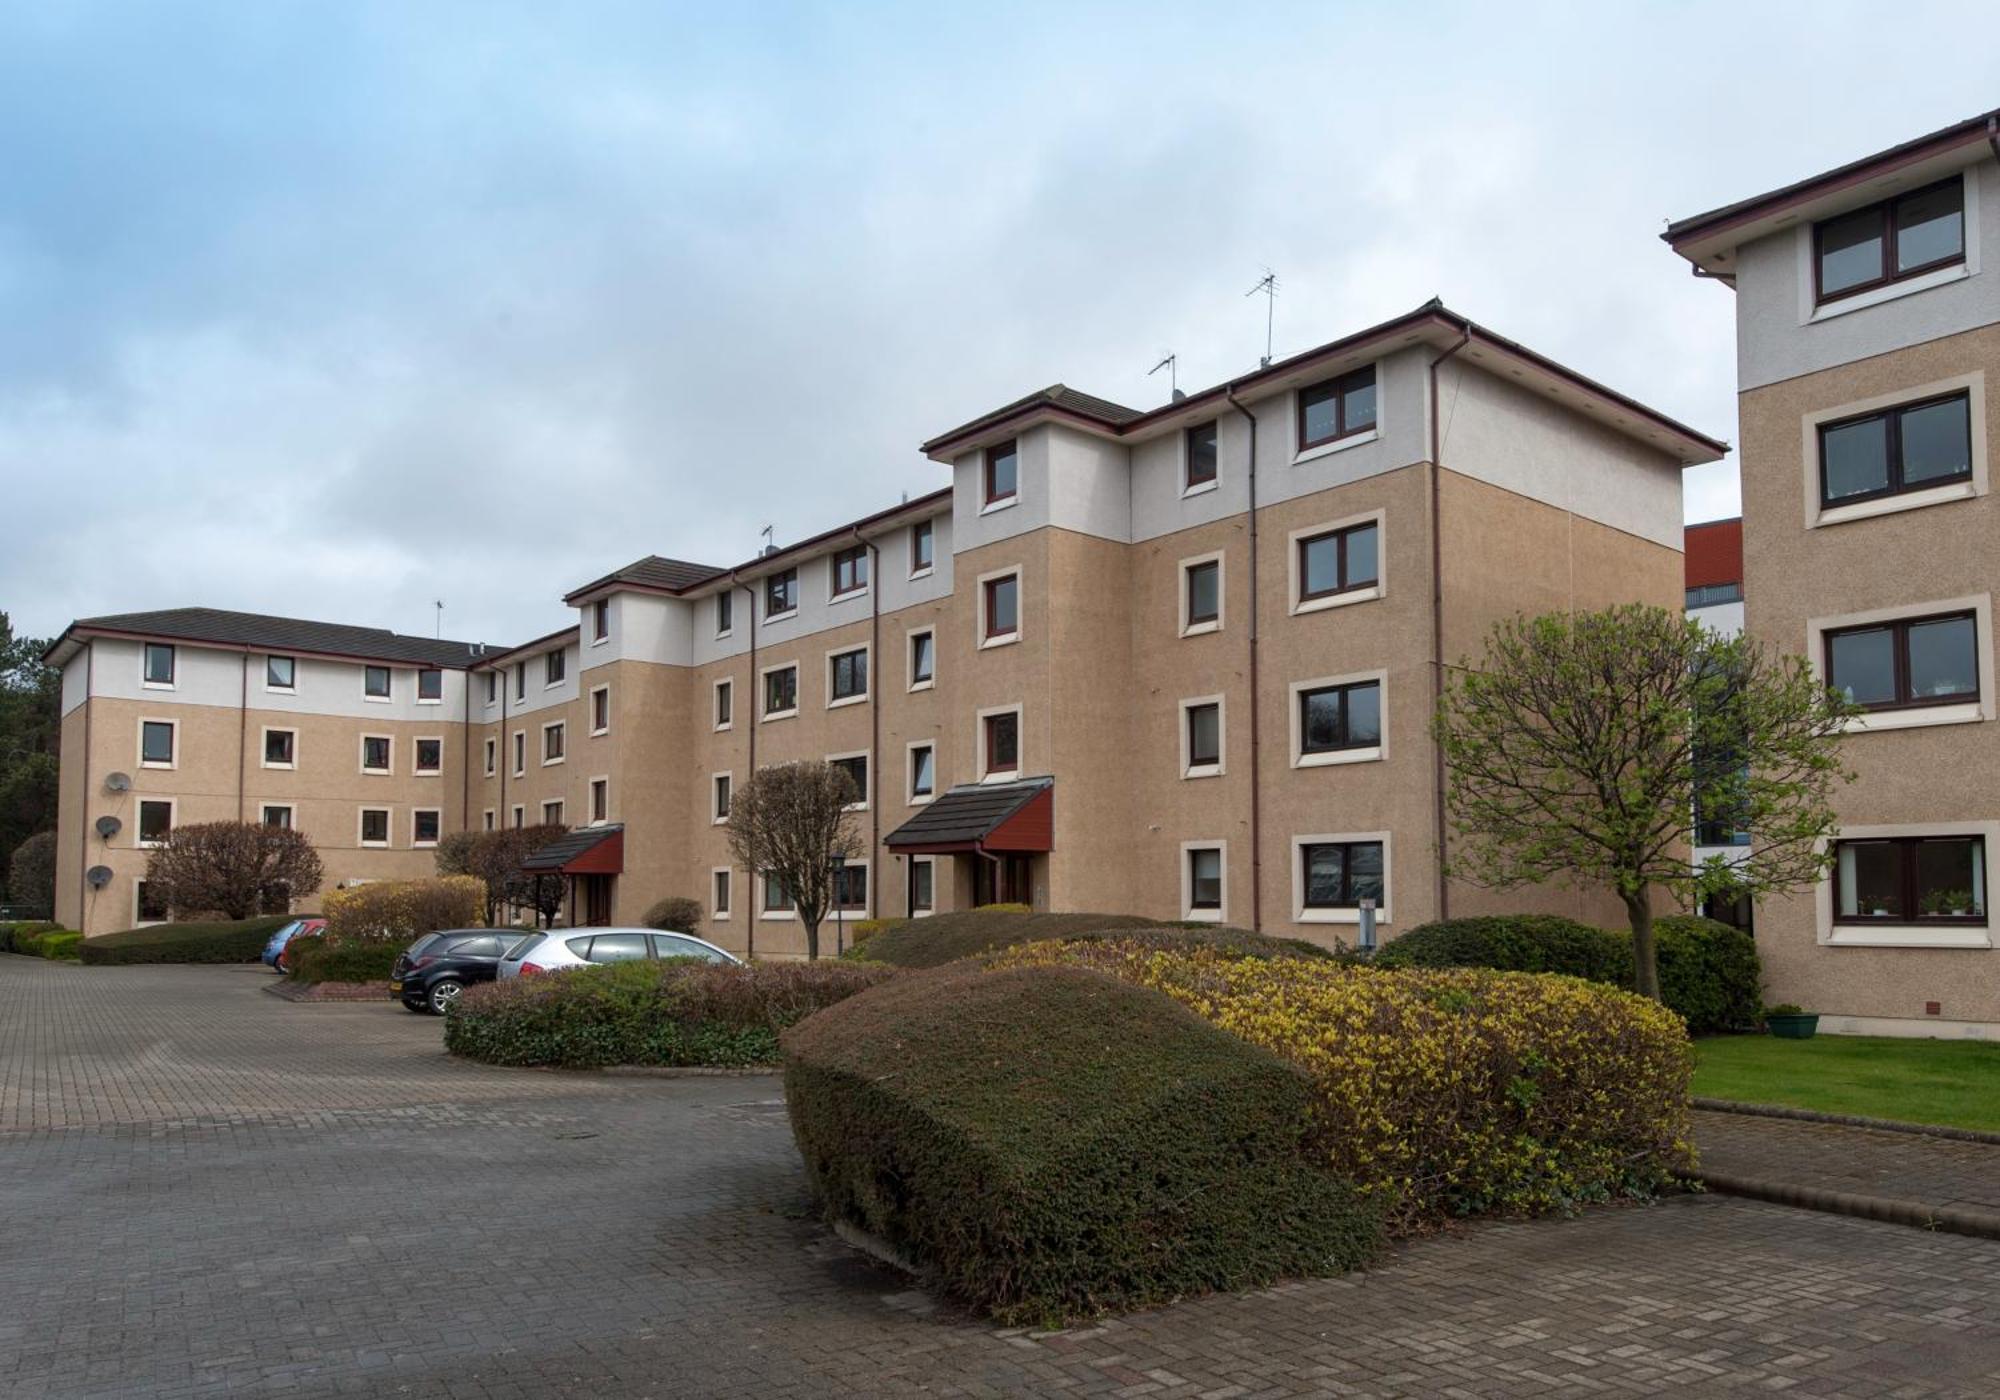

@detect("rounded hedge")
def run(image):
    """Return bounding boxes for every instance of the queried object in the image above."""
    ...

[286,935,401,984]
[847,906,1336,970]
[783,963,1380,1326]
[78,915,299,965]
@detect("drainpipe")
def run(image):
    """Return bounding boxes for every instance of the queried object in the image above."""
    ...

[1427,319,1474,923]
[735,574,760,961]
[1223,386,1263,933]
[459,657,472,837]
[237,654,248,822]
[851,526,882,934]
[77,645,93,931]
[498,663,509,832]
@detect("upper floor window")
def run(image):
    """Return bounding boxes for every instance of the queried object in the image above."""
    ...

[984,439,1019,506]
[1825,611,1978,712]
[1185,558,1220,630]
[1686,583,1744,608]
[1297,366,1377,451]
[909,630,935,689]
[484,671,498,706]
[715,678,733,729]
[1835,835,1985,924]
[591,685,610,734]
[484,737,496,776]
[982,572,1020,643]
[263,805,292,830]
[1298,520,1380,604]
[831,754,868,807]
[909,742,936,801]
[263,729,296,768]
[364,665,391,700]
[1819,392,1972,508]
[137,800,174,847]
[1185,420,1219,490]
[766,568,799,619]
[513,661,526,700]
[910,519,935,575]
[361,735,392,772]
[545,649,566,686]
[830,545,869,599]
[983,710,1020,777]
[543,722,566,763]
[829,647,869,704]
[1816,176,1965,304]
[592,599,609,642]
[266,655,296,691]
[143,643,175,687]
[417,668,442,702]
[1298,678,1382,759]
[590,778,609,824]
[542,800,564,826]
[716,590,734,636]
[415,738,442,774]
[764,664,799,718]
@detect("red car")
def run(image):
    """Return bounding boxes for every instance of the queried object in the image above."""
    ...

[261,917,327,973]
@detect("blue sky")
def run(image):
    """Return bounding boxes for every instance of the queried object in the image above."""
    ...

[3,2,1994,644]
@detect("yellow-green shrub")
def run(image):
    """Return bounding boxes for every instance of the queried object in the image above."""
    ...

[991,939,1694,1230]
[323,876,485,944]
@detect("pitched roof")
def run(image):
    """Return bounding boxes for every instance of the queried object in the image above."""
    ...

[921,383,1144,455]
[884,777,1053,850]
[50,607,488,668]
[561,554,727,604]
[520,823,625,873]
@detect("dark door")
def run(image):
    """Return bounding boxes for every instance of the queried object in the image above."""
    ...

[974,855,1035,908]
[577,875,614,927]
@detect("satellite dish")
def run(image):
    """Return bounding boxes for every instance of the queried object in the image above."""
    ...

[105,772,132,793]
[95,815,122,839]
[86,865,114,889]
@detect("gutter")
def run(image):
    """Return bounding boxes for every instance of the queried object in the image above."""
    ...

[1427,318,1474,924]
[1222,385,1264,933]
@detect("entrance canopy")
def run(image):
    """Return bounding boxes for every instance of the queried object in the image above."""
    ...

[521,823,625,875]
[884,777,1053,855]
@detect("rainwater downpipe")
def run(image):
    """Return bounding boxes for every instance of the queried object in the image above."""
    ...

[850,526,882,936]
[735,574,760,961]
[1222,386,1263,933]
[1427,319,1473,923]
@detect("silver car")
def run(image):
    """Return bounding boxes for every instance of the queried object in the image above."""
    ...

[495,927,740,980]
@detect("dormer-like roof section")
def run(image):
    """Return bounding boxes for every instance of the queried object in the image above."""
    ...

[561,555,726,606]
[42,607,489,670]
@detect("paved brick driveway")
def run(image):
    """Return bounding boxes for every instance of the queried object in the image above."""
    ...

[6,956,2000,1398]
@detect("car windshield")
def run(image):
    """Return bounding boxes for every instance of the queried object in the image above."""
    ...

[502,934,545,962]
[405,934,442,959]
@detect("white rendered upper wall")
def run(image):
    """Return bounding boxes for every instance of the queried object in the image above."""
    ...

[75,636,471,720]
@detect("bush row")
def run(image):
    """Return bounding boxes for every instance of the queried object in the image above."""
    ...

[1,922,81,959]
[285,934,403,984]
[845,905,1337,970]
[446,958,896,1068]
[77,915,297,965]
[1373,914,1761,1033]
[0,920,59,954]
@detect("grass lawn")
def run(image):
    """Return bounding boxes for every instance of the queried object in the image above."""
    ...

[1694,1033,2000,1132]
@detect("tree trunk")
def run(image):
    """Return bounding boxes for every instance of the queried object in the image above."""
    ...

[1622,885,1661,1002]
[802,916,821,962]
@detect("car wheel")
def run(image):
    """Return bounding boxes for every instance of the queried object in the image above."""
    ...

[426,979,464,1015]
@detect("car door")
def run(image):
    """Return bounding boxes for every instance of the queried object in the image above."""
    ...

[651,933,729,963]
[583,932,652,965]
[447,934,508,983]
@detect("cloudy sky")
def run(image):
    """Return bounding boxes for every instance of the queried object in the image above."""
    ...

[3,2,1993,646]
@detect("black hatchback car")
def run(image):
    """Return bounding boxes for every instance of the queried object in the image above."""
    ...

[392,929,524,1014]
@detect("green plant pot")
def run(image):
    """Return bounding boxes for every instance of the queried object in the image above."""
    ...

[1765,1013,1820,1040]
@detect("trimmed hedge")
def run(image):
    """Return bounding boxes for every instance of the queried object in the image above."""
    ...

[445,958,896,1068]
[324,876,485,943]
[993,939,1696,1231]
[784,964,1380,1326]
[847,906,1336,970]
[286,935,401,985]
[0,920,59,955]
[1373,913,1761,1033]
[4,924,82,959]
[78,915,298,965]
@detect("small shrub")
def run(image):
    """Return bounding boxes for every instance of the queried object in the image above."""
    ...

[992,939,1696,1231]
[0,920,58,955]
[849,907,1335,970]
[783,964,1380,1325]
[445,958,895,1068]
[286,935,401,984]
[641,896,704,933]
[33,931,83,960]
[1654,916,1762,1035]
[79,916,298,965]
[323,876,484,943]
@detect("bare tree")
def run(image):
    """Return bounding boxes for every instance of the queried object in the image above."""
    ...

[1435,604,1852,1001]
[143,820,325,922]
[435,824,568,924]
[723,760,864,960]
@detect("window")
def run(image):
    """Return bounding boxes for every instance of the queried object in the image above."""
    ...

[983,709,1020,778]
[1297,520,1380,604]
[1826,612,1978,711]
[1296,678,1384,761]
[483,809,495,832]
[1297,365,1378,451]
[484,738,497,776]
[592,598,610,642]
[590,685,610,735]
[262,805,292,829]
[581,931,647,963]
[545,649,566,686]
[909,741,936,802]
[543,722,566,763]
[137,799,173,846]
[361,735,392,772]
[511,804,524,829]
[909,629,935,689]
[1819,392,1972,507]
[831,754,868,808]
[713,773,732,822]
[143,642,175,687]
[140,719,175,767]
[762,871,795,914]
[1185,420,1219,490]
[982,571,1020,643]
[716,590,733,637]
[364,665,391,699]
[766,568,799,618]
[910,857,935,915]
[263,728,296,768]
[1300,840,1386,912]
[1184,556,1221,632]
[135,880,169,924]
[834,862,868,912]
[713,869,732,917]
[1686,582,1744,608]
[542,799,564,826]
[589,778,608,824]
[1835,836,1985,924]
[984,439,1019,505]
[1816,176,1965,304]
[828,647,869,704]
[415,738,442,774]
[513,662,526,700]
[910,518,934,575]
[360,808,390,846]
[1185,700,1222,776]
[417,669,443,702]
[266,655,296,691]
[715,678,734,729]
[513,731,526,776]
[763,664,798,719]
[412,809,441,846]
[484,671,498,706]
[830,544,869,598]
[1186,845,1224,916]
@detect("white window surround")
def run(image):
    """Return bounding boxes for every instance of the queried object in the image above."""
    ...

[411,808,441,848]
[1795,168,1982,326]
[589,684,611,736]
[1289,669,1389,767]
[1293,428,1379,467]
[261,804,293,829]
[1292,831,1393,926]
[976,702,1024,783]
[712,772,732,825]
[484,738,497,776]
[825,643,871,709]
[363,667,393,703]
[760,660,801,722]
[909,521,936,581]
[1180,694,1226,779]
[359,733,393,776]
[1807,594,1995,732]
[1290,363,1383,466]
[544,652,567,689]
[135,797,175,849]
[827,750,870,811]
[831,857,872,921]
[510,803,525,828]
[759,872,798,922]
[413,736,443,775]
[979,495,1019,518]
[137,716,178,770]
[711,867,733,921]
[907,626,936,692]
[1815,820,2000,949]
[714,677,734,732]
[482,808,495,831]
[977,566,1023,650]
[259,726,297,772]
[1178,549,1225,637]
[511,730,526,778]
[1802,371,1988,529]
[587,776,610,826]
[541,720,566,766]
[141,643,175,691]
[1288,509,1386,615]
[1181,840,1227,923]
[909,855,936,917]
[906,739,938,805]
[132,881,168,928]
[264,657,296,694]
[358,807,393,849]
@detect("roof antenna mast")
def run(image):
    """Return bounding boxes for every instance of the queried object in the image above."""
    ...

[759,524,775,557]
[1148,352,1181,402]
[1247,269,1278,367]
[434,600,444,639]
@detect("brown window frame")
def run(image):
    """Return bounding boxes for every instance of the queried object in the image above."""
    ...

[763,665,798,717]
[1296,521,1380,602]
[359,808,391,845]
[984,439,1019,505]
[829,647,868,703]
[414,737,442,774]
[984,710,1020,774]
[590,778,608,824]
[1832,835,1987,926]
[417,668,443,701]
[592,598,609,641]
[830,544,869,598]
[1300,839,1386,910]
[1187,847,1223,911]
[713,868,731,915]
[140,721,175,765]
[361,735,392,772]
[831,754,868,805]
[1817,390,1973,508]
[1295,365,1378,452]
[910,518,934,574]
[1185,420,1219,489]
[512,662,526,700]
[1298,680,1382,754]
[264,729,296,766]
[545,650,565,686]
[1814,176,1966,306]
[765,568,799,618]
[364,665,392,699]
[543,723,565,762]
[413,809,442,845]
[910,742,936,799]
[137,799,173,844]
[262,805,292,829]
[715,590,733,636]
[909,629,935,686]
[591,687,610,733]
[1186,701,1221,769]
[983,573,1020,640]
[715,679,733,727]
[1823,610,1979,712]
[1185,558,1221,627]
[542,800,564,826]
[714,773,732,820]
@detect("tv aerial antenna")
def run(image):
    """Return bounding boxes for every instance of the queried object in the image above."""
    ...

[1247,269,1278,367]
[1148,352,1180,401]
[434,600,445,638]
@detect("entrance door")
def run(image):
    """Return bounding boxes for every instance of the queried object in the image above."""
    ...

[577,875,614,927]
[974,854,1035,908]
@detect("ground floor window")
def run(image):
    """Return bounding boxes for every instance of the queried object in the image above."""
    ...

[135,880,169,924]
[1834,835,1986,923]
[1185,844,1223,918]
[910,857,934,915]
[834,863,868,911]
[713,869,731,917]
[762,872,794,914]
[1300,839,1384,910]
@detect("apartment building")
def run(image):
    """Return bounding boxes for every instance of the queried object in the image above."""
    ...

[50,300,1723,951]
[1667,109,2000,1034]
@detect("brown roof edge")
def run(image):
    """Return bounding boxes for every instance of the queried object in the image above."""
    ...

[43,622,483,672]
[469,624,581,667]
